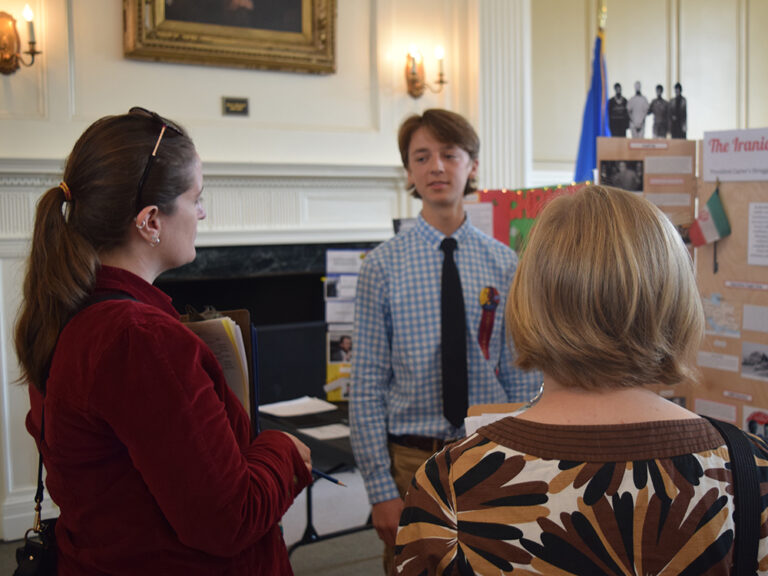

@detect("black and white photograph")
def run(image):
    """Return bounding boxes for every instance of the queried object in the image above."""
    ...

[741,341,768,382]
[600,159,644,192]
[324,274,358,300]
[328,331,353,363]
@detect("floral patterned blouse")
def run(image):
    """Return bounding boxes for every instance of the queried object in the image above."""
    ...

[395,416,768,575]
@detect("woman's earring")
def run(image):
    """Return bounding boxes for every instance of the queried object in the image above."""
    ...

[150,233,160,247]
[136,220,148,230]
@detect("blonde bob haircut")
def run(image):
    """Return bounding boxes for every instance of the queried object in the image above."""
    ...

[507,185,704,390]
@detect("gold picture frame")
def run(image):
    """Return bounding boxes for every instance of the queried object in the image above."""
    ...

[123,0,336,74]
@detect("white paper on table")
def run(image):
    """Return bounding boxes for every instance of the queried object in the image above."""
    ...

[259,395,338,417]
[297,423,350,440]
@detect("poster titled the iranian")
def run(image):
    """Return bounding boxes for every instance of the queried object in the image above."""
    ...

[703,127,768,182]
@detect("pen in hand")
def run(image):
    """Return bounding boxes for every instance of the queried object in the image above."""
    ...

[312,468,347,487]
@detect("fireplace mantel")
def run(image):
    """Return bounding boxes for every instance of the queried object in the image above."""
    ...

[0,159,410,253]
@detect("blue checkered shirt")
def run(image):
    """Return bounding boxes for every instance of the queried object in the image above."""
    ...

[349,214,541,504]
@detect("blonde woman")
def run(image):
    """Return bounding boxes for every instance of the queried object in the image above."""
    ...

[395,185,768,575]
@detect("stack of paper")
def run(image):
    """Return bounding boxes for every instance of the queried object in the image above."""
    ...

[260,395,350,439]
[184,316,250,412]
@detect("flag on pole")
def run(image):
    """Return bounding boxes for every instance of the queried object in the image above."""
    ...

[574,30,610,183]
[690,185,731,247]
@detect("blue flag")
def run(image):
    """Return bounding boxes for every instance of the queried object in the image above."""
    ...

[574,31,610,183]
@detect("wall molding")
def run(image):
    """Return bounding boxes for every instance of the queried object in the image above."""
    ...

[0,159,408,252]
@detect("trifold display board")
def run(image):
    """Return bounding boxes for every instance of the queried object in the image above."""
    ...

[596,136,697,238]
[688,128,768,435]
[597,131,768,435]
[324,249,367,402]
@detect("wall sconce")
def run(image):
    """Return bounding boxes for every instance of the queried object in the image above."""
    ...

[405,45,447,98]
[0,4,41,75]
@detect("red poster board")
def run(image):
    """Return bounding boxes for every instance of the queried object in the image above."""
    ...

[477,184,587,251]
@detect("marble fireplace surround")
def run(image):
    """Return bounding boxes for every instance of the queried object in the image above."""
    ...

[0,158,408,539]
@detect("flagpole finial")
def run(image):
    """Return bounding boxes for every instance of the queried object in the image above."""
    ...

[598,1,607,30]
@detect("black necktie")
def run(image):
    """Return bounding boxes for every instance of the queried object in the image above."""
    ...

[440,238,468,428]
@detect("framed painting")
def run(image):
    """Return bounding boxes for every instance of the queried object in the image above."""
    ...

[124,0,336,74]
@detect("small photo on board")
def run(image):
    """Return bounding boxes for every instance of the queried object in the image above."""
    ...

[325,276,339,299]
[741,341,768,382]
[599,160,644,192]
[324,274,358,300]
[328,331,353,363]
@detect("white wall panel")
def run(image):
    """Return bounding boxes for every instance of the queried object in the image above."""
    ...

[748,0,768,128]
[71,2,375,130]
[680,0,740,138]
[478,0,530,189]
[0,0,404,166]
[531,0,588,168]
[603,0,669,140]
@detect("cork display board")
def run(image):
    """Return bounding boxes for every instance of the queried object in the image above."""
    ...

[598,134,768,433]
[690,177,768,434]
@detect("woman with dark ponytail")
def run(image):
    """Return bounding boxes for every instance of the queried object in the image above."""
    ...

[14,108,312,575]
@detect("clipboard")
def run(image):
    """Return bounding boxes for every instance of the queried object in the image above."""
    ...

[181,309,254,420]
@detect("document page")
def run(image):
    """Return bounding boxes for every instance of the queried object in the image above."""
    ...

[184,317,249,410]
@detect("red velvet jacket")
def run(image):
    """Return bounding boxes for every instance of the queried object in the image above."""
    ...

[26,266,312,575]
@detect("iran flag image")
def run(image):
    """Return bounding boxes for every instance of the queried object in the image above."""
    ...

[689,187,731,247]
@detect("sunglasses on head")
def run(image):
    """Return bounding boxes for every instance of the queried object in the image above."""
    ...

[128,107,185,213]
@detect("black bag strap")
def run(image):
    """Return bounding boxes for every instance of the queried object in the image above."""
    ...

[31,406,45,532]
[703,416,760,575]
[32,292,137,531]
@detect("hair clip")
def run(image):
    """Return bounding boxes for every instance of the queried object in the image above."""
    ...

[59,181,72,202]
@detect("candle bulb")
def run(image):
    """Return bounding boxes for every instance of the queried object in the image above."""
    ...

[435,45,445,78]
[23,4,35,45]
[408,45,418,75]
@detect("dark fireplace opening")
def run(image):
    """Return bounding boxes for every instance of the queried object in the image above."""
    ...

[156,273,325,326]
[155,242,378,407]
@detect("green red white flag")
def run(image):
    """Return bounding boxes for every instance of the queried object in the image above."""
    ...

[690,187,731,247]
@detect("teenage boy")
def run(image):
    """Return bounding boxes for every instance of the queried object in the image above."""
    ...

[349,109,540,574]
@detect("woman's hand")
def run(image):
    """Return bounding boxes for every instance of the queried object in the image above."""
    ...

[281,432,312,474]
